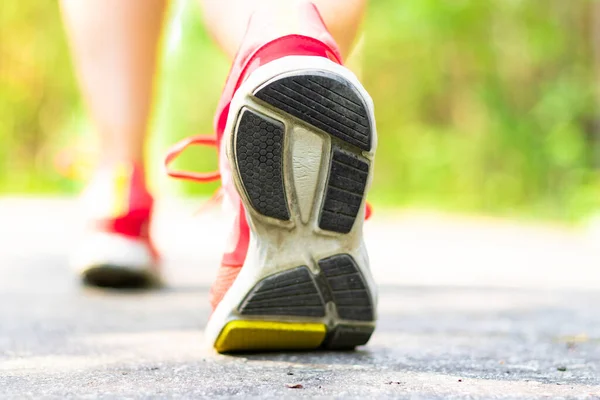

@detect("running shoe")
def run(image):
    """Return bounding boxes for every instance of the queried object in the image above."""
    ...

[73,162,160,288]
[167,2,377,352]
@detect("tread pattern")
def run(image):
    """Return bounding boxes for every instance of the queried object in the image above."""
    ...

[324,325,374,350]
[319,254,374,321]
[254,74,372,151]
[238,266,325,317]
[236,109,290,221]
[230,71,376,351]
[319,147,369,234]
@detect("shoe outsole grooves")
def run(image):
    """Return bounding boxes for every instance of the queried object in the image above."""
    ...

[237,258,374,322]
[215,64,376,354]
[239,266,326,317]
[254,74,372,151]
[319,147,369,233]
[236,110,290,221]
[81,265,160,289]
[319,254,374,321]
[216,255,375,353]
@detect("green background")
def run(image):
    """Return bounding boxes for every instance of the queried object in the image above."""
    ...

[1,0,599,221]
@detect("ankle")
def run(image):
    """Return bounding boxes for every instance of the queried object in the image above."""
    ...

[84,161,151,213]
[242,1,341,63]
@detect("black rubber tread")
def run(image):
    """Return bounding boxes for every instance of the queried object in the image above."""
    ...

[324,325,374,350]
[313,273,334,305]
[235,109,290,221]
[82,265,160,290]
[319,254,374,322]
[239,266,325,317]
[254,74,372,151]
[319,147,369,234]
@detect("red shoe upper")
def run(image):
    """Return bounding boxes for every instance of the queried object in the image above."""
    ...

[82,162,158,260]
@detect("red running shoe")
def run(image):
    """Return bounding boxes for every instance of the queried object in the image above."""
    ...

[166,2,377,352]
[73,162,160,288]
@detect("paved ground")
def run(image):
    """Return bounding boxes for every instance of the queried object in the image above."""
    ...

[1,198,600,398]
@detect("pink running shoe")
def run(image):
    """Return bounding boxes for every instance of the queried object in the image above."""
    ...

[73,162,160,288]
[166,2,377,352]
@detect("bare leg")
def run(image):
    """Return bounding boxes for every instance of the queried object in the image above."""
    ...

[198,0,367,60]
[60,0,167,166]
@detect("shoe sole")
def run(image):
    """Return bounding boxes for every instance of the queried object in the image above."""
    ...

[206,56,377,353]
[82,265,160,289]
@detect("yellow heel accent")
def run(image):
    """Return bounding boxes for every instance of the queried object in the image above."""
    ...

[214,320,327,353]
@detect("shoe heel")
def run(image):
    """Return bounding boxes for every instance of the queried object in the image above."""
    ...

[214,255,375,353]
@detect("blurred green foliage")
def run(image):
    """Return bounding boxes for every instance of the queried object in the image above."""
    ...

[1,0,599,221]
[0,1,78,192]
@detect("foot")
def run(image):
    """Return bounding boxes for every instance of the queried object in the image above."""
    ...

[72,162,161,289]
[205,6,377,353]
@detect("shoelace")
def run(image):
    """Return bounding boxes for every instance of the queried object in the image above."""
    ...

[164,133,373,218]
[164,134,221,183]
[164,134,223,213]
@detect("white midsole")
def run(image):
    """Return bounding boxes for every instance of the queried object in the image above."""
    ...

[204,55,378,347]
[71,231,157,275]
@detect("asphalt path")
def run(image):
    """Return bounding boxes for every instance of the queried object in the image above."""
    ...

[1,198,599,398]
